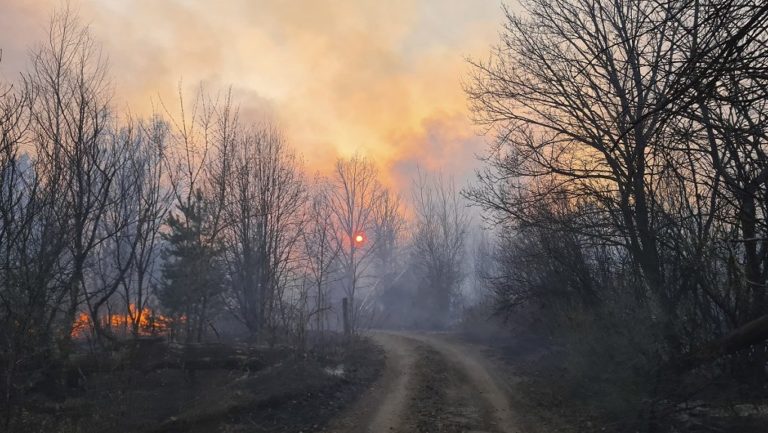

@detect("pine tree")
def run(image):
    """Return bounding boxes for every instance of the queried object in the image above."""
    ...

[158,189,223,342]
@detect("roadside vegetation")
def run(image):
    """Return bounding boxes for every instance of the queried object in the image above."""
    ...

[464,0,768,431]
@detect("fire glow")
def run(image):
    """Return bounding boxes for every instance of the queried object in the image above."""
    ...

[71,304,174,339]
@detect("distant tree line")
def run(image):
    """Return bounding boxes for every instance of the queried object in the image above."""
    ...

[466,0,768,429]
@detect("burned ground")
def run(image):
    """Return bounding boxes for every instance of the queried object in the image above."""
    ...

[5,336,384,433]
[462,330,768,433]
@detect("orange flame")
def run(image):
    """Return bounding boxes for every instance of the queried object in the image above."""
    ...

[71,304,175,339]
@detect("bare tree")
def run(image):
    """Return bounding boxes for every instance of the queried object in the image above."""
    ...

[302,178,341,333]
[327,155,383,333]
[0,6,139,411]
[466,1,768,424]
[371,190,406,285]
[466,0,690,311]
[411,171,469,328]
[120,117,172,337]
[25,7,126,352]
[0,56,47,416]
[367,189,406,322]
[77,117,172,341]
[81,124,139,344]
[220,123,307,342]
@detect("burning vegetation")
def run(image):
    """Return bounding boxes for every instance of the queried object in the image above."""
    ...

[71,305,175,339]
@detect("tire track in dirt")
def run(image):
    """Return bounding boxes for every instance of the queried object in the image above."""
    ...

[405,333,517,432]
[324,333,420,432]
[325,331,517,433]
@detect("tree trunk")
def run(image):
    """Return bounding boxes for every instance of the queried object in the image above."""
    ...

[342,297,351,336]
[673,313,768,373]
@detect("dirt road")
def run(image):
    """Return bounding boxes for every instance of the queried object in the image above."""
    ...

[326,332,518,433]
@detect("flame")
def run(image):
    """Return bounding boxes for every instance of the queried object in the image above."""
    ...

[71,304,175,339]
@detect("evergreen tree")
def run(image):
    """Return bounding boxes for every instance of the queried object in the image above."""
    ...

[159,189,223,342]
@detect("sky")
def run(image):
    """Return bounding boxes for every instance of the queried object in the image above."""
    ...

[0,0,509,191]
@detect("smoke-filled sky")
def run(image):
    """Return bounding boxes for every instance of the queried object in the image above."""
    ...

[0,0,509,189]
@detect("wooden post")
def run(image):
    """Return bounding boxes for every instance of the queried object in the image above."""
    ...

[342,297,351,336]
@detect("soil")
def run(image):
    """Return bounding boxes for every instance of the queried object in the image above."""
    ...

[325,331,518,433]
